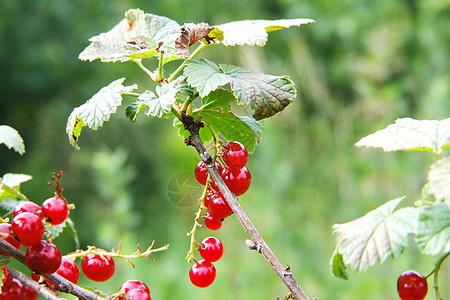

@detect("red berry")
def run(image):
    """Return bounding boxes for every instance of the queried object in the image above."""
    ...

[119,280,151,300]
[42,197,68,225]
[222,166,251,196]
[222,141,248,170]
[199,237,223,262]
[126,288,151,300]
[11,212,44,247]
[13,202,44,220]
[0,223,21,256]
[1,266,7,285]
[204,212,222,230]
[195,161,222,186]
[0,276,27,300]
[208,192,232,219]
[81,249,115,282]
[397,270,428,300]
[25,240,62,275]
[22,283,38,300]
[189,260,216,288]
[46,257,80,290]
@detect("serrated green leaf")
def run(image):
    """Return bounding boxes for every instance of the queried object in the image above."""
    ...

[66,78,137,149]
[415,204,450,255]
[45,222,65,240]
[333,197,416,272]
[125,100,148,123]
[330,250,349,280]
[0,184,28,203]
[65,217,80,249]
[1,174,32,189]
[355,118,450,155]
[184,59,230,97]
[0,255,11,267]
[214,18,315,47]
[428,158,450,207]
[0,125,25,155]
[79,9,182,62]
[199,89,236,110]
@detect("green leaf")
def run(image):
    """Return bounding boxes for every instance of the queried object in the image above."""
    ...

[1,173,32,189]
[214,18,315,47]
[199,88,236,110]
[0,125,25,155]
[355,118,450,155]
[184,59,297,120]
[65,217,80,249]
[79,9,182,62]
[332,197,416,272]
[0,255,11,267]
[330,250,349,280]
[45,222,65,240]
[66,78,137,149]
[415,204,450,255]
[0,184,28,203]
[428,158,450,207]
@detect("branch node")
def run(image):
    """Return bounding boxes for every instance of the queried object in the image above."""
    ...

[245,239,262,253]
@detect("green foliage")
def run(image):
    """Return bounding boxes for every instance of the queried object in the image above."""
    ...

[0,125,25,155]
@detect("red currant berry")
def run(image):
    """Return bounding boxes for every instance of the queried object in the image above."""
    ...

[0,223,21,256]
[397,270,428,300]
[189,260,216,288]
[0,276,27,300]
[13,202,44,220]
[204,212,222,230]
[25,240,62,275]
[195,161,223,186]
[22,283,38,300]
[81,249,115,282]
[46,257,80,290]
[222,166,251,196]
[222,141,248,170]
[208,192,232,219]
[1,266,7,284]
[42,197,68,225]
[199,237,223,262]
[126,288,151,300]
[119,279,150,299]
[11,212,44,247]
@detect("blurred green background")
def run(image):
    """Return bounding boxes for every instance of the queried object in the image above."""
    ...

[1,0,449,299]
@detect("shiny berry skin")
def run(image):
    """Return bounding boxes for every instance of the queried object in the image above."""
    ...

[81,249,115,282]
[0,223,21,256]
[42,197,68,225]
[25,240,62,275]
[208,192,232,219]
[195,161,223,186]
[189,260,216,288]
[204,212,222,230]
[13,202,44,220]
[119,279,150,298]
[0,276,27,300]
[22,283,38,300]
[124,288,151,300]
[11,212,44,246]
[222,141,248,170]
[222,166,251,196]
[397,270,428,300]
[46,257,80,289]
[199,237,223,262]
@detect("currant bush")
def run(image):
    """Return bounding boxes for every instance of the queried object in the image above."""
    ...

[11,212,44,247]
[397,270,428,300]
[199,237,223,262]
[189,260,216,288]
[81,249,115,282]
[25,240,62,275]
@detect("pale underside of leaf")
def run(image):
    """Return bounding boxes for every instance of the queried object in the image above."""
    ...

[355,117,450,155]
[428,158,450,207]
[78,9,182,62]
[333,197,416,272]
[1,173,32,189]
[0,125,25,155]
[415,204,450,255]
[215,18,315,47]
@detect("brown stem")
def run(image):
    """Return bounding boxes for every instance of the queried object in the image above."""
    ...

[182,114,311,300]
[0,238,107,300]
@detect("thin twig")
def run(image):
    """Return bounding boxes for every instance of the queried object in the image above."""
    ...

[182,114,311,300]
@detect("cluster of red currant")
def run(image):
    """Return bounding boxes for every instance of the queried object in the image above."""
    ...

[188,141,250,288]
[0,266,38,299]
[397,270,428,300]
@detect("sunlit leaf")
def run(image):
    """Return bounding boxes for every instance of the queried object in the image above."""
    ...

[66,78,137,149]
[428,158,450,207]
[355,118,450,155]
[330,250,349,280]
[415,204,450,255]
[0,125,25,155]
[184,59,230,97]
[1,174,32,189]
[214,18,315,47]
[333,197,417,272]
[79,9,182,62]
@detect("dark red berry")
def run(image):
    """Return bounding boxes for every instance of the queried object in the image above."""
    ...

[199,237,223,262]
[11,212,44,246]
[397,270,428,300]
[42,197,68,225]
[222,166,251,196]
[204,212,222,230]
[208,192,232,219]
[22,283,38,300]
[13,202,44,220]
[81,249,115,282]
[46,257,80,290]
[0,276,27,300]
[222,141,248,170]
[119,279,150,299]
[25,240,62,275]
[0,223,21,256]
[189,260,216,288]
[195,161,223,186]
